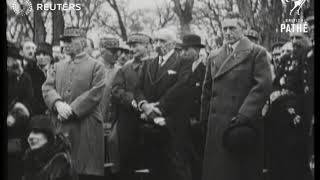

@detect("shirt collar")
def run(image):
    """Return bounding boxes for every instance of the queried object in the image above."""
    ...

[230,37,242,51]
[161,49,175,64]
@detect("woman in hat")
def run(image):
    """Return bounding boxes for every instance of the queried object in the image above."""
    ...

[23,115,77,180]
[31,42,54,115]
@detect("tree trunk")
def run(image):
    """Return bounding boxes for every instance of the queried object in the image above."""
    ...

[107,0,127,41]
[32,0,46,43]
[180,21,191,36]
[52,0,64,45]
[172,0,194,38]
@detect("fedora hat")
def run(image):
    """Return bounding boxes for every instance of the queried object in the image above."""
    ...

[223,122,259,154]
[181,34,205,48]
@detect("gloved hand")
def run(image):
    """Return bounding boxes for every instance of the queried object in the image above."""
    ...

[55,101,73,120]
[229,114,250,128]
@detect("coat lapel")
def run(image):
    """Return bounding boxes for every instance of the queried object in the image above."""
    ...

[147,56,160,85]
[153,51,177,84]
[214,37,253,80]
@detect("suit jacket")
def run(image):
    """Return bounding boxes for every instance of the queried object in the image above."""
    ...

[186,62,206,120]
[200,37,272,180]
[42,52,106,176]
[135,50,193,151]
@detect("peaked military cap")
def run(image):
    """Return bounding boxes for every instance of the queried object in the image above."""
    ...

[245,29,259,39]
[271,41,286,50]
[60,27,86,41]
[99,37,120,49]
[127,33,152,45]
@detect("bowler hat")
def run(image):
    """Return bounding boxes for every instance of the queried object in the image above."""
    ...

[36,42,52,56]
[127,33,152,45]
[7,42,23,59]
[99,37,120,49]
[181,34,205,48]
[60,27,86,41]
[223,122,259,154]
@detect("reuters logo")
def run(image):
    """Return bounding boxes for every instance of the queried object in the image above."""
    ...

[10,0,33,16]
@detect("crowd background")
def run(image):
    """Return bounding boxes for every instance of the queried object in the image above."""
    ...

[7,0,314,51]
[7,0,314,180]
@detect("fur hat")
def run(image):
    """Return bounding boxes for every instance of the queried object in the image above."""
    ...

[28,115,56,142]
[36,42,52,56]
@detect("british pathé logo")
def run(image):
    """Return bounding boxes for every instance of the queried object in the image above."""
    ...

[10,0,33,16]
[281,0,306,15]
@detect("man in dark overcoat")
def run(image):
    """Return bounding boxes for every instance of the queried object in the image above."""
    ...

[135,28,193,180]
[110,33,153,179]
[42,27,106,180]
[180,34,206,180]
[200,13,272,180]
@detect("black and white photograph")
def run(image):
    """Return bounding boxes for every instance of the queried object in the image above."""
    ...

[6,0,315,180]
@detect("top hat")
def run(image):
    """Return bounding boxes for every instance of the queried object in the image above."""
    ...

[99,37,120,49]
[127,33,152,45]
[36,42,53,56]
[60,27,86,41]
[181,34,205,48]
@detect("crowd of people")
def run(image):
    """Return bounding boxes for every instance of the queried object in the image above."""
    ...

[7,12,314,180]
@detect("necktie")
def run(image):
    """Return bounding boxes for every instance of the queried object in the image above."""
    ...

[228,45,233,55]
[159,56,164,66]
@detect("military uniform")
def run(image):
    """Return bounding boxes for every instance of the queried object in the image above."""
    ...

[263,47,313,180]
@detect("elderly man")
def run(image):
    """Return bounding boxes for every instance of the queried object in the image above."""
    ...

[42,27,106,180]
[109,33,153,179]
[264,24,313,180]
[135,28,193,180]
[200,12,272,180]
[20,39,37,68]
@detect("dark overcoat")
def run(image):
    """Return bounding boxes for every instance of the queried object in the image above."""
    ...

[42,52,106,176]
[110,59,143,171]
[200,37,272,180]
[135,51,194,180]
